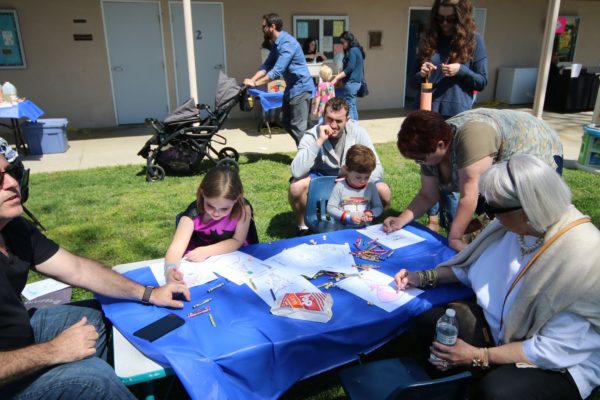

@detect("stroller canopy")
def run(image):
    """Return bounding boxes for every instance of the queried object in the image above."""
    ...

[215,70,241,109]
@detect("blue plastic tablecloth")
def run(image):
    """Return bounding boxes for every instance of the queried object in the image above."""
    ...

[247,88,284,112]
[0,100,44,121]
[99,225,472,399]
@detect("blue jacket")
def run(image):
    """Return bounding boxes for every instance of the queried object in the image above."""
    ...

[410,32,487,118]
[342,47,364,84]
[260,31,314,98]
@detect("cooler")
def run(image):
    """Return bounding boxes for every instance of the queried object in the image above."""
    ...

[577,125,600,172]
[22,118,69,155]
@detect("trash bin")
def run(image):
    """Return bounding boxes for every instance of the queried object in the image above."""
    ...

[22,118,69,155]
[577,124,600,172]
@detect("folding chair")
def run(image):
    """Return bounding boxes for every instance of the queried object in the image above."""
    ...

[339,357,471,400]
[304,175,345,233]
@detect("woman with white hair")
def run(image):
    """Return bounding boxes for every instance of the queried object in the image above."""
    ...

[395,154,600,399]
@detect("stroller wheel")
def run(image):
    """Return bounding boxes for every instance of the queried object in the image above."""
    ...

[218,147,239,162]
[216,157,239,172]
[146,164,166,182]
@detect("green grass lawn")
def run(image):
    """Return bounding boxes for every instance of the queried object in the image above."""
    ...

[24,143,600,399]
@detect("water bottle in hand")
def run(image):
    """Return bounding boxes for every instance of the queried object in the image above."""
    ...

[430,308,458,361]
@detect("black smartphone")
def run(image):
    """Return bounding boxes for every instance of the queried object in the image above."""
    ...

[133,313,185,342]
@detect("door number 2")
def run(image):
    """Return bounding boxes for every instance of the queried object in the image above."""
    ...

[195,30,203,40]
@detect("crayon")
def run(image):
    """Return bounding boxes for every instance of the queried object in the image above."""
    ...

[208,313,216,327]
[192,298,213,308]
[188,306,210,318]
[207,282,224,293]
[248,278,257,290]
[270,288,276,301]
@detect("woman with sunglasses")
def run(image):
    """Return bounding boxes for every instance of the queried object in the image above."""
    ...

[393,155,600,400]
[383,108,563,252]
[410,0,488,232]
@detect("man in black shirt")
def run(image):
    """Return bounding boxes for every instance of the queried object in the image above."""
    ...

[0,154,191,398]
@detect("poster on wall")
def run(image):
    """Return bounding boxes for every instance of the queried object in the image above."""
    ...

[554,16,579,63]
[0,10,26,68]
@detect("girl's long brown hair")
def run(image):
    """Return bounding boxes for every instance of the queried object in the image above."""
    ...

[418,0,477,65]
[196,166,246,220]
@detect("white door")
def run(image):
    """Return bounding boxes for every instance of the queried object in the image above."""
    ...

[170,2,226,107]
[103,1,169,124]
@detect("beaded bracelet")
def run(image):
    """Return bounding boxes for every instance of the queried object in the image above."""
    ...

[417,269,439,288]
[164,262,177,272]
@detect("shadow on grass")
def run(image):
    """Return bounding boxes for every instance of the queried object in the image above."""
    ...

[266,211,297,238]
[244,151,294,166]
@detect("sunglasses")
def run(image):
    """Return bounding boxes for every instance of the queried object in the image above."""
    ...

[412,154,429,164]
[481,198,522,218]
[0,163,25,187]
[435,14,458,24]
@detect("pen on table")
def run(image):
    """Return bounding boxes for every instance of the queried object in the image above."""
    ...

[270,288,276,301]
[207,282,224,293]
[188,306,210,318]
[208,313,216,327]
[192,298,213,308]
[248,278,257,290]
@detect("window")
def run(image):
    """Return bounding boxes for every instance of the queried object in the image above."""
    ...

[0,9,26,69]
[293,15,349,61]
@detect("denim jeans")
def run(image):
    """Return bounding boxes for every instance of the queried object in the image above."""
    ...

[428,191,459,231]
[3,303,135,400]
[343,81,361,121]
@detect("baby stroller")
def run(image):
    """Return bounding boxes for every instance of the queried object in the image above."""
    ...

[138,71,253,181]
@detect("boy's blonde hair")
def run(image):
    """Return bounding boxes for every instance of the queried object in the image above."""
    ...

[319,65,333,82]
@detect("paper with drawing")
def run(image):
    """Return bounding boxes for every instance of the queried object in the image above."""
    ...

[357,224,425,249]
[337,269,423,312]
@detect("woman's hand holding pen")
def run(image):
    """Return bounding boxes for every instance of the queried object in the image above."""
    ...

[394,269,419,292]
[383,216,403,233]
[420,62,437,78]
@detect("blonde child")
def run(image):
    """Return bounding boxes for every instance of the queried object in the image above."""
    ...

[311,65,336,120]
[327,144,383,225]
[164,166,253,284]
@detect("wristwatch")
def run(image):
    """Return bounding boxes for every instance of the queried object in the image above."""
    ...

[141,285,154,304]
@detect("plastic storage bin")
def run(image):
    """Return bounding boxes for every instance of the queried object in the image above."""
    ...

[22,118,69,155]
[577,125,600,172]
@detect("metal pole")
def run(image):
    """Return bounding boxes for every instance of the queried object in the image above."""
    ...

[533,0,561,118]
[182,0,198,103]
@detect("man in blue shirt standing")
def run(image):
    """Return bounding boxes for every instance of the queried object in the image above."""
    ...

[244,13,314,146]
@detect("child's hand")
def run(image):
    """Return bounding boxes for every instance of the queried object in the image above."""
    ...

[165,267,184,285]
[185,247,210,262]
[350,213,363,225]
[361,212,374,223]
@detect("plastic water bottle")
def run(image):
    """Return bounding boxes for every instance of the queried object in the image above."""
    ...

[2,81,17,102]
[430,308,458,361]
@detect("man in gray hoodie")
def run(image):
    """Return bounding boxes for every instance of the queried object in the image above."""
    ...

[289,98,391,235]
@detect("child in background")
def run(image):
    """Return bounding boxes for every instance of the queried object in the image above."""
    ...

[311,65,336,122]
[327,144,383,226]
[164,166,253,284]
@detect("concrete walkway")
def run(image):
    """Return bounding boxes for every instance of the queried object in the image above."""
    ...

[11,107,593,174]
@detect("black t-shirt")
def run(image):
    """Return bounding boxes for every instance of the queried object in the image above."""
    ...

[0,217,59,350]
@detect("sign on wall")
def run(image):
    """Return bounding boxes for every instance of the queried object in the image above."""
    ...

[0,9,26,68]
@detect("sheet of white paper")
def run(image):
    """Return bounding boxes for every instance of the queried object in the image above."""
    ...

[204,251,271,285]
[321,36,333,52]
[337,269,423,312]
[149,260,218,288]
[357,224,425,249]
[248,267,321,307]
[263,243,356,277]
[22,278,69,300]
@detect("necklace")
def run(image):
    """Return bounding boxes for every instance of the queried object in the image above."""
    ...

[517,235,544,257]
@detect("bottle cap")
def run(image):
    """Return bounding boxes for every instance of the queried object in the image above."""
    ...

[446,308,456,317]
[421,82,433,90]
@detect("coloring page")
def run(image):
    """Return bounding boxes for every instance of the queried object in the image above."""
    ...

[22,278,70,300]
[249,267,321,307]
[337,269,423,312]
[149,260,217,288]
[357,224,425,250]
[263,243,355,277]
[205,251,271,285]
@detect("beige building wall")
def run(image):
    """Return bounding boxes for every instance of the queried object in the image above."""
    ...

[0,0,598,129]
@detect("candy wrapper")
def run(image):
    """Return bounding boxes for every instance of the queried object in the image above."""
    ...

[270,292,333,323]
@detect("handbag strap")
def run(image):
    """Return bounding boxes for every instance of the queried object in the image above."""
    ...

[498,217,592,338]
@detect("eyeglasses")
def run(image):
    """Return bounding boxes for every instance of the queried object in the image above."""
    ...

[261,24,269,31]
[0,163,24,187]
[481,198,522,219]
[435,14,458,24]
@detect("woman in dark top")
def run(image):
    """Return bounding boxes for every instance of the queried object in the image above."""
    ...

[302,37,327,63]
[331,31,365,120]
